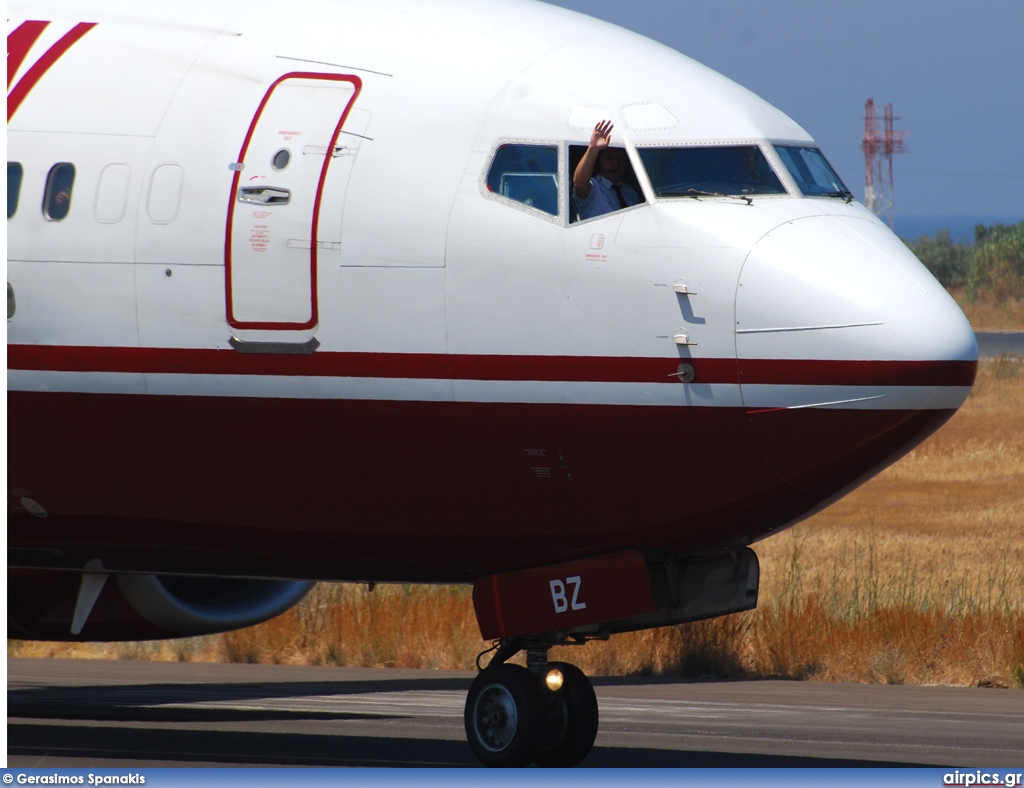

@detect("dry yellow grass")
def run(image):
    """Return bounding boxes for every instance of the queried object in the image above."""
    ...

[952,288,1024,330]
[10,358,1024,688]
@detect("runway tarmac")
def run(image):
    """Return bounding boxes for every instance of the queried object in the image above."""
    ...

[976,331,1024,357]
[7,658,1024,768]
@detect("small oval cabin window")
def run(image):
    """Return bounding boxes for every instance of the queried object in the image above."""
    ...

[8,162,24,219]
[44,162,76,221]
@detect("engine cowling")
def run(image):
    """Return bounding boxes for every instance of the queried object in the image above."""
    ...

[7,568,314,641]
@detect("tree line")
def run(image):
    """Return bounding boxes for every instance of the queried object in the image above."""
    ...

[905,221,1024,301]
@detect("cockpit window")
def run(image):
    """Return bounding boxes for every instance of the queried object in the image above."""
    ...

[775,146,851,198]
[637,145,785,199]
[486,144,558,216]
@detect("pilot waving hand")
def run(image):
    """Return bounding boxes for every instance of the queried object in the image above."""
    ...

[572,120,641,220]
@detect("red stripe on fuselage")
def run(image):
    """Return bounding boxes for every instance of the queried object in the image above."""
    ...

[7,20,50,89]
[737,357,976,387]
[7,344,977,387]
[7,22,96,122]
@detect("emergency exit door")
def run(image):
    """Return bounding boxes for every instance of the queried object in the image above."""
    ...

[226,72,362,330]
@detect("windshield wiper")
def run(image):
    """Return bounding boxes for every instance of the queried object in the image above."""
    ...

[827,189,855,204]
[662,188,753,205]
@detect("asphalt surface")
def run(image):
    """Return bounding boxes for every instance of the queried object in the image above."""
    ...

[976,331,1024,358]
[7,658,1024,768]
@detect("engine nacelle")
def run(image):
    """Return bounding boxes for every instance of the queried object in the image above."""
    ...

[7,568,314,641]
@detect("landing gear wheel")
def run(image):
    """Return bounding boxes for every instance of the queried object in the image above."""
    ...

[535,662,599,767]
[464,663,545,767]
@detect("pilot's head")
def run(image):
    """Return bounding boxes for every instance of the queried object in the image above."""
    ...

[596,147,628,183]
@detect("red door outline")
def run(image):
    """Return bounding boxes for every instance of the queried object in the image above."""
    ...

[225,71,362,331]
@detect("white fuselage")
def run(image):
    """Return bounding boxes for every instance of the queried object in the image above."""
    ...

[8,0,976,584]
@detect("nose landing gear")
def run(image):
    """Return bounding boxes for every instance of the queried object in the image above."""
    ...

[464,639,598,767]
[534,661,599,767]
[466,662,544,767]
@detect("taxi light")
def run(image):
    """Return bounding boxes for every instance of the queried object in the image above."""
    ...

[544,668,564,692]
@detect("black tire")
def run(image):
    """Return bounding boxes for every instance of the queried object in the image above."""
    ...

[534,661,599,767]
[464,663,545,767]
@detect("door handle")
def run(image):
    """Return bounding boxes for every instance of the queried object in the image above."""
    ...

[237,186,291,205]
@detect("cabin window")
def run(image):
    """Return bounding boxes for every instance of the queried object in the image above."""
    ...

[44,162,76,221]
[775,145,850,198]
[8,162,23,218]
[486,144,558,216]
[147,163,184,224]
[95,163,132,223]
[637,145,785,199]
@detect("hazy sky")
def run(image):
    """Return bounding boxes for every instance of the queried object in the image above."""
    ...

[544,0,1024,237]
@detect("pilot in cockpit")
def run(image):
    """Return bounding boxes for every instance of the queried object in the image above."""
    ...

[572,120,641,220]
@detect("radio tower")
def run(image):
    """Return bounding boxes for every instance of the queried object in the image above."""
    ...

[862,98,908,228]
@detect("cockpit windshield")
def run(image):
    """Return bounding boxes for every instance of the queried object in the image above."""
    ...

[775,145,851,198]
[637,145,786,199]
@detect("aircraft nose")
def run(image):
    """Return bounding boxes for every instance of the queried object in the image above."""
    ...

[736,215,977,368]
[734,214,977,494]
